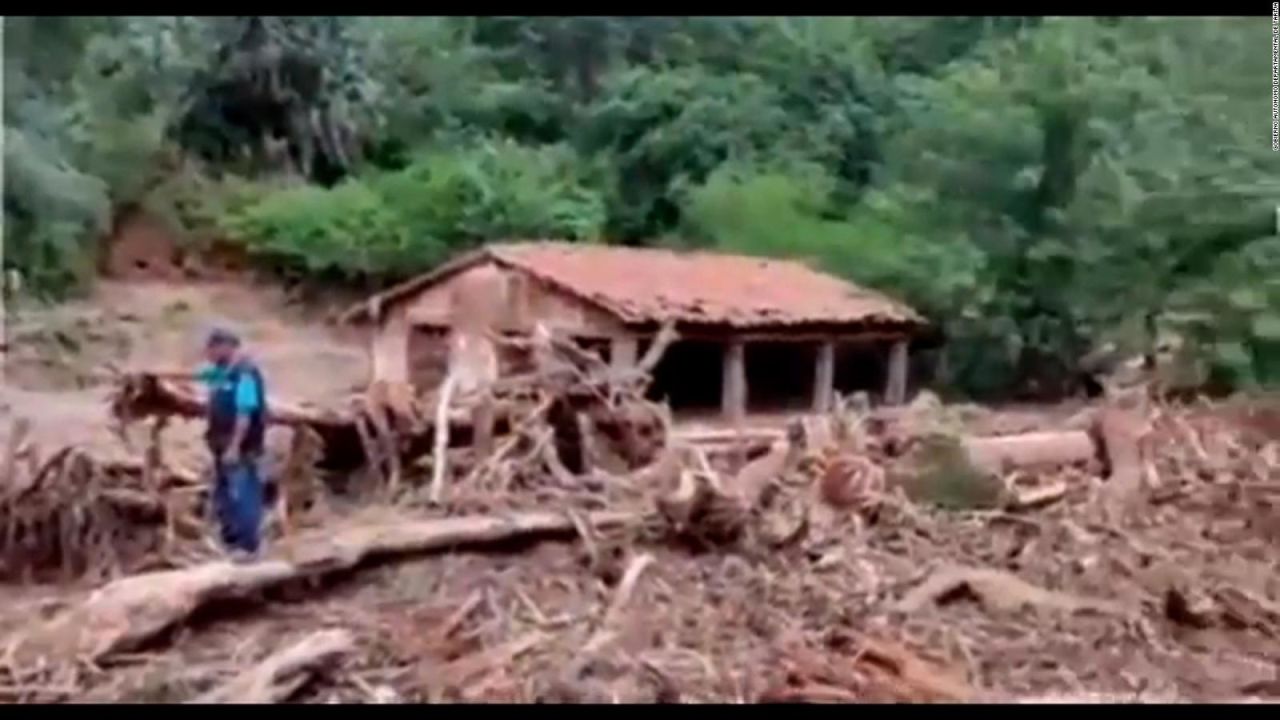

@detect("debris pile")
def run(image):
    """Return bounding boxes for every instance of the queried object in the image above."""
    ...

[0,417,203,582]
[3,345,1280,703]
[105,325,677,505]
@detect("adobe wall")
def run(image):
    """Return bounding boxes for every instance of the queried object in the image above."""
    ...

[405,326,537,390]
[370,305,410,384]
[371,260,626,389]
[400,262,625,336]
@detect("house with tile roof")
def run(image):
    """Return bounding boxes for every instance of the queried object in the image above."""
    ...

[340,241,929,417]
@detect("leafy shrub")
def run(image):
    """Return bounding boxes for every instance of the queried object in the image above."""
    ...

[1166,237,1280,389]
[897,435,1004,510]
[219,180,413,279]
[3,17,200,298]
[373,138,605,247]
[3,128,111,297]
[217,138,606,280]
[143,170,282,245]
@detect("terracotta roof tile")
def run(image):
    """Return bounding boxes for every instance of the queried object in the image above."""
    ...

[342,241,924,330]
[490,242,922,329]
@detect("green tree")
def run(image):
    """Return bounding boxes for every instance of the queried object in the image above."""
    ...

[9,15,1278,398]
[4,17,209,297]
[868,18,1278,396]
[173,17,383,184]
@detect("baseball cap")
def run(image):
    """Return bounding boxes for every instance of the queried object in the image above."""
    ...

[205,327,241,348]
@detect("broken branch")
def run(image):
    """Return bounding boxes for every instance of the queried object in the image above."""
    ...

[191,629,354,704]
[895,565,1125,616]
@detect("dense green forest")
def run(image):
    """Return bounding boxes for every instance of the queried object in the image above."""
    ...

[4,16,1278,398]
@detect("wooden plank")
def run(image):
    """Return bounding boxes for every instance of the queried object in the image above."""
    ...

[674,427,785,444]
[885,339,908,406]
[812,340,835,413]
[722,340,746,421]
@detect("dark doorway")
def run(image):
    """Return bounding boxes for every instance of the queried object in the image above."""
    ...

[834,341,887,398]
[745,341,816,413]
[648,339,723,413]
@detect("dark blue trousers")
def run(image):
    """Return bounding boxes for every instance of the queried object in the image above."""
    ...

[212,455,263,554]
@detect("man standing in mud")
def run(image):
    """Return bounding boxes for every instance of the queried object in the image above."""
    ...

[170,329,269,561]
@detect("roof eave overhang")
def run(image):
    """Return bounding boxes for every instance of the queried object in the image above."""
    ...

[336,247,497,325]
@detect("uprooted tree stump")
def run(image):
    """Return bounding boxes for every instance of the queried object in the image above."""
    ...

[0,418,203,583]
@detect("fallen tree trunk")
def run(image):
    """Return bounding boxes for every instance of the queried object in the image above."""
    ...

[191,629,354,704]
[938,415,1147,489]
[110,373,509,440]
[5,509,633,673]
[110,373,521,475]
[962,431,1097,475]
[111,373,350,430]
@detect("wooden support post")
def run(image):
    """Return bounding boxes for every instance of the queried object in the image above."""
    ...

[722,340,747,421]
[885,339,909,406]
[813,340,835,413]
[611,336,638,372]
[371,310,410,385]
[471,397,496,458]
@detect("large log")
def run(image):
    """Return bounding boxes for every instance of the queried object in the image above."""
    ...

[111,374,349,430]
[5,509,633,673]
[961,430,1098,475]
[111,373,495,434]
[110,373,520,475]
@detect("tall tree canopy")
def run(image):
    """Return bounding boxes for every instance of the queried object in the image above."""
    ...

[5,16,1276,397]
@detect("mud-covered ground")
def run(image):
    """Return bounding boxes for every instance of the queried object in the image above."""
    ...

[2,279,1278,704]
[1,280,367,463]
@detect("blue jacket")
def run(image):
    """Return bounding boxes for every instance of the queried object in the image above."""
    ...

[201,359,268,456]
